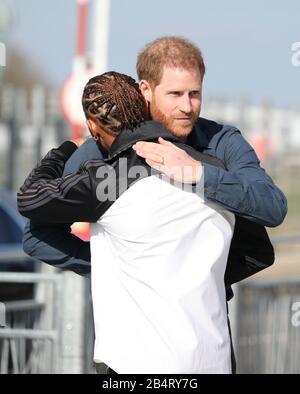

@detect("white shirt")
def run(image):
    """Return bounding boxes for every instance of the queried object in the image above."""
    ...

[90,175,235,374]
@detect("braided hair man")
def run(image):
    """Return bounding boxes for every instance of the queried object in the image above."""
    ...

[82,72,147,150]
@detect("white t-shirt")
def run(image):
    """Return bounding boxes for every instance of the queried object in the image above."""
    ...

[90,175,235,374]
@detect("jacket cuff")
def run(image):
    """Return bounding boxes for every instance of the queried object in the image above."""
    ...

[203,163,220,199]
[57,141,78,158]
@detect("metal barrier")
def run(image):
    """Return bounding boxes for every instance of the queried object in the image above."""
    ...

[231,235,300,373]
[0,242,93,374]
[236,278,300,373]
[0,272,63,374]
[0,269,93,374]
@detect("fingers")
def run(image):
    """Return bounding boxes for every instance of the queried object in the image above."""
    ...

[132,138,202,183]
[145,158,164,172]
[136,149,164,164]
[132,139,181,158]
[132,139,178,162]
[133,141,165,154]
[133,141,167,161]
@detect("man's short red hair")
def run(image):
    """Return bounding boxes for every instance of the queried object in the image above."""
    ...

[136,36,206,87]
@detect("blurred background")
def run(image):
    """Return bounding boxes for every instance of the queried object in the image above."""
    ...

[0,0,299,374]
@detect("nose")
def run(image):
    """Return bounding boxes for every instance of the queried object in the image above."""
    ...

[178,95,192,114]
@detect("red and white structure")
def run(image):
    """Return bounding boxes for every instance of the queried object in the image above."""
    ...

[60,0,110,140]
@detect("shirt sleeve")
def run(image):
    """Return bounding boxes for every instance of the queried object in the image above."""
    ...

[23,220,91,277]
[21,140,102,277]
[202,128,287,227]
[17,141,100,223]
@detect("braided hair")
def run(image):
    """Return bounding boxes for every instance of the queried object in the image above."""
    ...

[82,71,147,134]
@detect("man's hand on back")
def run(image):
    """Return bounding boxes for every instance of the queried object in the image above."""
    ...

[133,137,202,184]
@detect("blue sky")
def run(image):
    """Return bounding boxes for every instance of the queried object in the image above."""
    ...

[4,0,300,108]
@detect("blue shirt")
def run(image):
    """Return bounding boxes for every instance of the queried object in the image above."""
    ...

[22,118,287,278]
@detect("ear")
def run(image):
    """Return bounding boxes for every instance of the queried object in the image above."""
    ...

[139,80,153,103]
[86,119,99,138]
